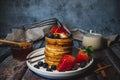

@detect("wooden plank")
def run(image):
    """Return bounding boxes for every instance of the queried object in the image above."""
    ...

[0,46,11,63]
[0,56,27,80]
[110,44,120,59]
[104,49,120,74]
[22,69,46,80]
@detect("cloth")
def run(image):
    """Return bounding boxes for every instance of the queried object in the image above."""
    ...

[5,27,87,42]
[6,18,57,42]
[5,18,118,47]
[6,28,26,42]
[5,18,88,42]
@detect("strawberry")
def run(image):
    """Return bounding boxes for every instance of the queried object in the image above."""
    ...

[50,25,59,33]
[50,25,68,34]
[75,49,89,63]
[57,54,75,71]
[75,46,94,63]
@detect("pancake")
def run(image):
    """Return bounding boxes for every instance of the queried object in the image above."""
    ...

[45,45,72,54]
[45,56,61,62]
[44,58,59,66]
[45,37,73,45]
[45,44,72,52]
[44,49,69,58]
[44,36,73,66]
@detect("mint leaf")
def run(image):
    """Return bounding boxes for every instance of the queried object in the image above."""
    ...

[86,46,94,54]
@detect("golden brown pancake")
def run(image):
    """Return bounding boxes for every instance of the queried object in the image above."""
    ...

[44,58,59,66]
[44,36,73,66]
[45,37,73,45]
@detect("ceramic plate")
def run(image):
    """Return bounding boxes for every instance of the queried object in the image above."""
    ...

[26,48,94,79]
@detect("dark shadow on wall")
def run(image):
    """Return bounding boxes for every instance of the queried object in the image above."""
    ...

[116,0,120,23]
[0,0,120,38]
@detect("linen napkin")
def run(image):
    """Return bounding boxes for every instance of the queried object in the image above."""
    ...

[5,18,57,42]
[5,18,118,47]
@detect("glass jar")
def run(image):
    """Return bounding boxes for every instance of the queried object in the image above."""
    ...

[11,43,32,61]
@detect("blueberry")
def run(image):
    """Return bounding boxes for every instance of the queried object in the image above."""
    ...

[72,66,78,70]
[38,61,43,67]
[51,65,56,70]
[43,63,48,68]
[46,33,54,38]
[67,34,72,38]
[46,67,52,71]
[34,64,39,69]
[79,61,87,68]
[54,34,59,38]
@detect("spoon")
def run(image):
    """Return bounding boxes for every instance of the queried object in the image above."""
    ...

[0,39,31,49]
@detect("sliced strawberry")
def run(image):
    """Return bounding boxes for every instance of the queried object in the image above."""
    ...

[57,54,75,71]
[75,49,89,63]
[50,25,59,33]
[57,27,68,34]
[50,25,68,34]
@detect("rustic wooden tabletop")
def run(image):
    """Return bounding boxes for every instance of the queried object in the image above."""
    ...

[0,39,120,80]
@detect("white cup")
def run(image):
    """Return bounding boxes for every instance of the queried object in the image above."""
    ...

[82,33,103,50]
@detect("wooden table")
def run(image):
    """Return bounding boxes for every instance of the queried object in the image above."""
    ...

[0,40,120,80]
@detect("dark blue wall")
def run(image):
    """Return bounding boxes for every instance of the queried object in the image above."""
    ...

[0,0,120,38]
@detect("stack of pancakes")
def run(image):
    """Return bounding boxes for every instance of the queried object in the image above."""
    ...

[44,37,73,66]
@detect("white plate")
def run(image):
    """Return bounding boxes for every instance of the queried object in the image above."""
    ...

[26,48,94,79]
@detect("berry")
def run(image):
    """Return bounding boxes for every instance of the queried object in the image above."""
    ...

[75,49,88,63]
[67,34,72,38]
[43,63,48,68]
[46,33,54,38]
[54,34,60,38]
[34,64,39,69]
[46,67,52,71]
[50,25,68,34]
[58,27,68,34]
[79,61,87,68]
[51,65,56,70]
[50,25,59,33]
[72,66,78,70]
[38,61,43,67]
[57,54,75,71]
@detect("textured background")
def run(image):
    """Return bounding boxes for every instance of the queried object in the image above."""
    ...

[0,0,120,38]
